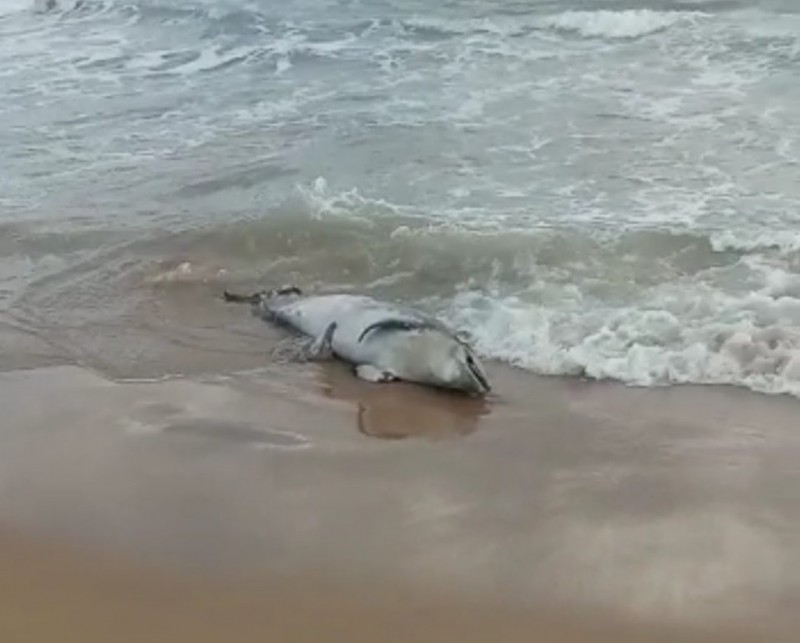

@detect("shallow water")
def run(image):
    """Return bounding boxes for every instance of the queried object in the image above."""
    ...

[2,0,800,395]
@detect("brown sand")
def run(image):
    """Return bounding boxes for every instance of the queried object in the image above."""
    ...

[0,527,784,643]
[1,362,799,641]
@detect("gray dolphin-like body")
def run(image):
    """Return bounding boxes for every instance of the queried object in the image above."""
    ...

[223,285,491,396]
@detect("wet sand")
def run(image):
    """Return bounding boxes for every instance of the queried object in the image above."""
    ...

[0,527,783,643]
[1,362,799,640]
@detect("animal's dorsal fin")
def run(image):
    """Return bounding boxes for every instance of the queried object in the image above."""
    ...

[357,317,474,346]
[357,318,435,343]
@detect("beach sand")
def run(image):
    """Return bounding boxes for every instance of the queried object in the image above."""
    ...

[1,361,799,641]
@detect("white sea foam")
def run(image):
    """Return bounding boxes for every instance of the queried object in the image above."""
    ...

[402,10,703,41]
[710,230,800,254]
[539,9,707,40]
[402,16,524,38]
[444,278,800,398]
[296,176,409,221]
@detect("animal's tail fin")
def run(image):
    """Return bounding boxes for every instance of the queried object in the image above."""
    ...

[222,289,264,304]
[222,285,302,304]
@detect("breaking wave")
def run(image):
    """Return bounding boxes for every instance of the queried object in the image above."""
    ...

[539,9,707,40]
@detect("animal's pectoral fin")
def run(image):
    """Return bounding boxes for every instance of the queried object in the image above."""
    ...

[306,322,337,360]
[355,364,397,383]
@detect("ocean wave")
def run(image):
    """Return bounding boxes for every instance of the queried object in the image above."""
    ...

[401,9,706,41]
[444,285,800,398]
[120,0,265,29]
[195,183,800,399]
[29,0,111,17]
[710,230,800,254]
[11,0,89,16]
[125,43,259,74]
[165,180,785,291]
[158,209,800,399]
[14,186,800,398]
[401,15,531,38]
[539,9,708,40]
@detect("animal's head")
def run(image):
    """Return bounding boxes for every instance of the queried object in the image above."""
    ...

[424,333,491,396]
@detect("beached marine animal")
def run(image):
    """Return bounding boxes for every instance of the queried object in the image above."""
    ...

[223,285,491,396]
